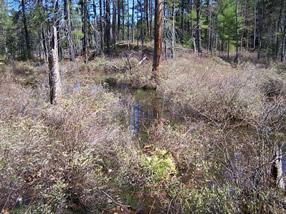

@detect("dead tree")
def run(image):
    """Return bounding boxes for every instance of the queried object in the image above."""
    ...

[271,143,285,189]
[48,26,62,105]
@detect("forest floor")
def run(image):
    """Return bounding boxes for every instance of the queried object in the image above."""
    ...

[1,46,286,213]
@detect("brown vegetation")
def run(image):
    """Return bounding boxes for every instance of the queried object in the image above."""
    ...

[1,52,286,213]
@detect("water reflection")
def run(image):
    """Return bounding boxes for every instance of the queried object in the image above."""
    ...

[91,83,103,95]
[71,79,165,141]
[73,80,81,92]
[130,101,141,135]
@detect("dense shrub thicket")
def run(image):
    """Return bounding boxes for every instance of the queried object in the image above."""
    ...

[1,56,286,213]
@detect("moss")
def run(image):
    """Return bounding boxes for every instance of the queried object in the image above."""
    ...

[141,148,177,184]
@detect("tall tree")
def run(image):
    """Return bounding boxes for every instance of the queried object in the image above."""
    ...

[64,0,75,61]
[194,0,201,53]
[82,0,88,62]
[105,0,111,53]
[21,0,32,59]
[48,26,62,105]
[152,0,163,74]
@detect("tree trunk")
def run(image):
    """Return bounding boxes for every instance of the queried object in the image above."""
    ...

[64,0,75,61]
[112,0,116,46]
[48,26,62,105]
[253,0,257,49]
[149,0,153,37]
[93,0,100,51]
[100,0,104,52]
[117,0,121,40]
[42,28,48,62]
[55,0,62,61]
[122,0,125,40]
[82,0,88,62]
[140,1,144,47]
[21,0,32,59]
[180,0,184,43]
[152,0,163,74]
[234,0,239,63]
[144,0,149,38]
[205,0,210,51]
[271,143,285,190]
[132,0,135,43]
[105,0,111,53]
[171,0,176,58]
[195,0,201,53]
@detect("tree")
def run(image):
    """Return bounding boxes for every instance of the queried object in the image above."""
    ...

[217,0,243,59]
[152,0,163,75]
[105,0,111,53]
[81,0,88,62]
[0,0,10,59]
[48,26,62,105]
[194,0,202,53]
[21,0,32,59]
[64,0,75,61]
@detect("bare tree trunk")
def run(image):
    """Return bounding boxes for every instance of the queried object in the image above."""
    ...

[152,0,163,75]
[195,0,201,53]
[205,0,210,52]
[122,0,125,40]
[281,31,286,62]
[253,0,257,50]
[234,0,239,63]
[171,0,176,58]
[112,0,116,46]
[42,28,48,62]
[127,0,130,44]
[140,1,144,47]
[64,0,75,61]
[149,0,153,37]
[100,0,104,52]
[55,0,62,61]
[180,0,184,43]
[21,0,32,59]
[48,26,62,105]
[105,0,111,54]
[82,0,88,62]
[118,0,121,40]
[93,0,100,51]
[144,0,149,38]
[272,143,285,190]
[132,0,135,43]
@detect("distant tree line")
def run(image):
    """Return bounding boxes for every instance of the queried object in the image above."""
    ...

[0,0,285,63]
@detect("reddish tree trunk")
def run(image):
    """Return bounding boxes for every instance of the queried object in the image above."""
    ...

[152,0,163,74]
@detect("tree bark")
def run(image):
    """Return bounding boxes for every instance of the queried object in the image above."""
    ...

[152,0,163,74]
[48,26,62,105]
[117,0,121,40]
[64,0,75,61]
[21,0,32,59]
[195,0,201,53]
[82,0,88,62]
[105,0,111,53]
[271,143,285,190]
[171,0,176,58]
[112,0,116,46]
[99,0,104,52]
[41,28,48,62]
[132,0,135,43]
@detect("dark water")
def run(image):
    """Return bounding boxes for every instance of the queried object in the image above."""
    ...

[72,79,165,142]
